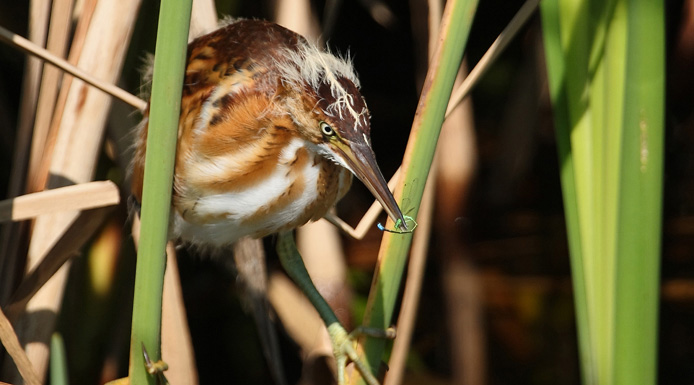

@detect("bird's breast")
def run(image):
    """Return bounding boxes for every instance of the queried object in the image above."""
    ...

[172,134,352,248]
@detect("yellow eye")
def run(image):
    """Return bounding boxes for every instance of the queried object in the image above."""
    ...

[320,121,335,137]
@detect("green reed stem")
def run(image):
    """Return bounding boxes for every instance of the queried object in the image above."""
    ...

[354,0,479,383]
[128,1,191,384]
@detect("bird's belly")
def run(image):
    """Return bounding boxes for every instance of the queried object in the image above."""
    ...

[171,138,351,248]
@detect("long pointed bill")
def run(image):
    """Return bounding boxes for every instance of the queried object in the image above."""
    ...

[337,142,408,231]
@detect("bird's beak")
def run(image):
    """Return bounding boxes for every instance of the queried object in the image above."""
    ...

[336,141,408,231]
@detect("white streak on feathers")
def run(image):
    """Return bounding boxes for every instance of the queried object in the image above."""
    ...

[171,137,323,247]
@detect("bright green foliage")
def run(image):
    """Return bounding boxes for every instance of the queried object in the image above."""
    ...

[540,0,664,383]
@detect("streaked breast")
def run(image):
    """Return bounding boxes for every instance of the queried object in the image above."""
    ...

[172,132,352,248]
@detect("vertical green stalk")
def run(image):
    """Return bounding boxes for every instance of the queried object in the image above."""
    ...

[354,0,478,383]
[540,0,664,383]
[50,333,69,385]
[539,2,593,380]
[613,0,664,383]
[128,1,192,384]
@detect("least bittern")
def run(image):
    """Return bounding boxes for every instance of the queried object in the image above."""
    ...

[131,19,407,385]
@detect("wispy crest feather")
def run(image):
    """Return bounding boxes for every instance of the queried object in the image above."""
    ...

[274,41,368,131]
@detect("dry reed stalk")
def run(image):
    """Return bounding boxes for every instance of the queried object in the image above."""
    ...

[0,181,119,222]
[4,207,113,323]
[7,0,50,197]
[275,0,321,41]
[268,272,326,353]
[442,256,485,385]
[0,0,51,307]
[0,308,41,385]
[297,219,350,320]
[27,0,74,187]
[29,0,99,193]
[3,0,143,382]
[0,27,147,112]
[189,0,218,40]
[435,73,483,385]
[268,272,334,383]
[445,0,540,117]
[296,219,350,327]
[233,236,289,385]
[161,242,199,385]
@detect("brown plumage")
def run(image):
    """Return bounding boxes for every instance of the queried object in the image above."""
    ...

[130,19,407,385]
[131,19,404,248]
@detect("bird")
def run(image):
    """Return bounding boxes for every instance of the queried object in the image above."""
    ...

[130,18,408,385]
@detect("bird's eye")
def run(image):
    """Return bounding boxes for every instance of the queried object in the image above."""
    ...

[320,121,335,137]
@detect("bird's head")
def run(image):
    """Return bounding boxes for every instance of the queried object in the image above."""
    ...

[274,41,407,230]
